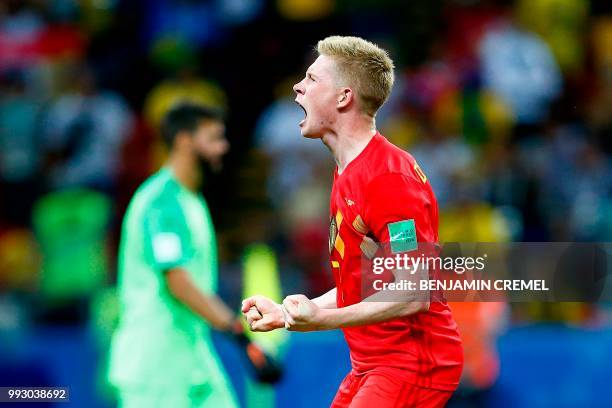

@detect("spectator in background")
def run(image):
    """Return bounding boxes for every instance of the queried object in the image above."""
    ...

[515,0,588,75]
[411,127,476,209]
[446,302,507,408]
[589,16,612,154]
[140,0,223,52]
[479,15,562,126]
[439,164,510,408]
[39,62,133,193]
[0,70,43,226]
[254,77,329,210]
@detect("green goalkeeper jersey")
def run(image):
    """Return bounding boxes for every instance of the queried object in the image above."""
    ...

[108,167,223,388]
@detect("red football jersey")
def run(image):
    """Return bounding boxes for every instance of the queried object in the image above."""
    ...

[329,132,463,391]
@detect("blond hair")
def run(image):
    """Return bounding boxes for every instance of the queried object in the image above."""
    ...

[317,36,395,117]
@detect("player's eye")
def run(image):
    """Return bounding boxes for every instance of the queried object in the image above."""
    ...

[308,74,315,82]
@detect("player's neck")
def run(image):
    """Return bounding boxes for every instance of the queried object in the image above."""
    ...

[167,152,201,192]
[322,117,376,174]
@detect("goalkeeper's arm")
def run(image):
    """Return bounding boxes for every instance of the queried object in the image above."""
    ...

[165,267,235,330]
[165,267,282,383]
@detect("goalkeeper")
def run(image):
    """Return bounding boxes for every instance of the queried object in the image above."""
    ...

[108,103,279,408]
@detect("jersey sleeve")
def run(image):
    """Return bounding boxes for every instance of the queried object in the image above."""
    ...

[363,173,435,250]
[143,195,193,271]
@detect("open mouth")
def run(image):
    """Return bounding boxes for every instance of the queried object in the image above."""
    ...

[296,100,307,127]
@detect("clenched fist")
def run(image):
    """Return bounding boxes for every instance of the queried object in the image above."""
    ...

[282,294,323,332]
[241,295,286,332]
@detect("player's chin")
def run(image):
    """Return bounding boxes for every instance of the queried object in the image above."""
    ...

[298,121,306,134]
[299,126,319,139]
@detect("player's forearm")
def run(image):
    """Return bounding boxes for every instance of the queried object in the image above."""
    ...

[312,288,337,309]
[314,270,429,329]
[317,299,429,330]
[165,268,234,330]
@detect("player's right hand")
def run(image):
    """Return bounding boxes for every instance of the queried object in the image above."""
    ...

[241,295,286,332]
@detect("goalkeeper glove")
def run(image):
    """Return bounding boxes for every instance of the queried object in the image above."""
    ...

[228,318,283,384]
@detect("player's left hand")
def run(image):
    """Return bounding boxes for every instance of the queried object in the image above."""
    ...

[282,294,323,332]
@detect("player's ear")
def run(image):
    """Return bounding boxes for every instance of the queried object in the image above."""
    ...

[337,88,353,110]
[174,130,192,151]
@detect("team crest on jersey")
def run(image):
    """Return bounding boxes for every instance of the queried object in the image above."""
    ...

[329,216,337,254]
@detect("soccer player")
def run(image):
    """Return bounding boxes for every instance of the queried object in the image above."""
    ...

[242,36,464,407]
[108,103,274,408]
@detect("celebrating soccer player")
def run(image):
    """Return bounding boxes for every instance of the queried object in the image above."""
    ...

[108,103,279,408]
[242,36,464,407]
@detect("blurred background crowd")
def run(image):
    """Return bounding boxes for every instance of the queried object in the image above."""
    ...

[0,0,611,406]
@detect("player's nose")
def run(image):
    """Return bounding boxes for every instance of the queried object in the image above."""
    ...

[293,81,304,95]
